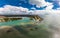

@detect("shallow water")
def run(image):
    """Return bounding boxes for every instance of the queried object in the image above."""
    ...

[0,18,34,26]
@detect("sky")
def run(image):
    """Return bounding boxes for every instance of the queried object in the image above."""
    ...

[0,0,60,15]
[0,0,60,10]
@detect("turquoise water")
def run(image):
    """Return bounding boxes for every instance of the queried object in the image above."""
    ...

[0,17,34,26]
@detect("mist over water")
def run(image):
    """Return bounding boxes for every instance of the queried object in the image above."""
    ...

[39,13,60,38]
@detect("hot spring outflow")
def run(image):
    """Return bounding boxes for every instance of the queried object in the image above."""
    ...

[0,15,52,38]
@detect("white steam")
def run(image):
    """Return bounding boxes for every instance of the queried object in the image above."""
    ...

[38,12,60,38]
